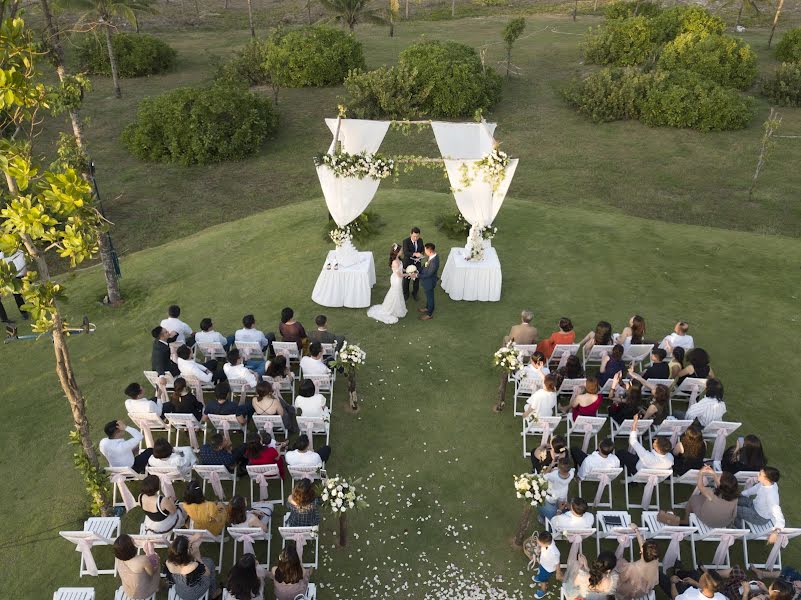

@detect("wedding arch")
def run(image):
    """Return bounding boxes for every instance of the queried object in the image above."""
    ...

[310,114,519,307]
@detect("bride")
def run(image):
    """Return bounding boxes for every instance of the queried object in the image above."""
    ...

[367,244,408,324]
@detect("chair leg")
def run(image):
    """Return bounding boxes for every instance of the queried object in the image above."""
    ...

[742,537,750,569]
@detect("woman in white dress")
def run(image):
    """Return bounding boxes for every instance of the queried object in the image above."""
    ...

[367,244,408,325]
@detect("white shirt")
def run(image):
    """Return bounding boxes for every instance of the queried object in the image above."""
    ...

[98,427,143,468]
[539,542,561,573]
[294,394,328,419]
[125,397,163,417]
[629,430,674,472]
[741,482,785,528]
[545,468,574,503]
[285,449,323,467]
[578,450,621,480]
[195,330,228,347]
[177,357,212,383]
[551,510,594,531]
[660,332,695,351]
[235,327,270,348]
[525,390,558,417]
[223,363,257,387]
[675,588,727,600]
[299,356,330,376]
[161,317,193,344]
[517,364,550,383]
[685,396,726,428]
[148,447,197,479]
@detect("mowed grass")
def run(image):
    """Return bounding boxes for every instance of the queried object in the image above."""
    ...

[1,189,801,596]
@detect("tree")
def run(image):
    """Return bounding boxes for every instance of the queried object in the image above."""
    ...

[246,0,255,38]
[319,0,383,31]
[749,108,781,200]
[768,0,785,48]
[0,15,111,515]
[724,0,770,28]
[384,0,399,37]
[451,0,455,17]
[502,17,526,78]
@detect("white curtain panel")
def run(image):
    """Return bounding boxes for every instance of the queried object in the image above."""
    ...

[431,121,497,159]
[316,166,382,228]
[442,158,518,227]
[325,118,391,155]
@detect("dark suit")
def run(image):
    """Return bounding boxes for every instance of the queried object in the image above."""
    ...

[307,329,345,351]
[151,336,179,376]
[401,236,424,299]
[419,254,440,316]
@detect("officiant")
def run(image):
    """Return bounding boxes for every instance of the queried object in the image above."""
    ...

[401,227,424,301]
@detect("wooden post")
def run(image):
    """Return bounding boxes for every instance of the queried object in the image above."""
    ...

[494,370,508,412]
[339,512,349,546]
[514,504,533,546]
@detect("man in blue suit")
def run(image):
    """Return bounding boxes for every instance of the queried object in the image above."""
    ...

[417,243,440,321]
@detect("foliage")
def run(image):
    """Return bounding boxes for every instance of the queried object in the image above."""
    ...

[213,38,271,87]
[775,28,801,63]
[461,148,510,191]
[319,0,386,30]
[749,107,782,199]
[658,32,757,90]
[313,151,395,179]
[70,431,111,515]
[330,341,366,371]
[73,32,176,78]
[121,84,278,165]
[502,17,526,50]
[435,211,471,239]
[325,210,385,243]
[0,17,48,130]
[649,5,725,44]
[563,66,652,122]
[344,63,432,119]
[263,26,365,88]
[604,1,661,20]
[48,73,91,114]
[51,132,90,174]
[762,62,801,106]
[583,17,656,67]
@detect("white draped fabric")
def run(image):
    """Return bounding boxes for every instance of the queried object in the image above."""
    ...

[440,247,502,301]
[325,118,390,155]
[443,158,518,227]
[312,251,376,308]
[430,121,497,159]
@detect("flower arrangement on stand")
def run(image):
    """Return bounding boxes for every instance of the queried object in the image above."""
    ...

[480,225,498,241]
[513,473,549,546]
[330,342,366,411]
[329,226,353,248]
[493,341,522,412]
[321,475,367,547]
[465,225,485,262]
[313,151,395,180]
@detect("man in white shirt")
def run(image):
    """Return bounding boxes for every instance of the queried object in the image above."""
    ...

[124,382,163,417]
[550,497,594,530]
[235,314,276,354]
[737,467,785,538]
[669,571,727,600]
[299,342,331,376]
[617,416,674,474]
[573,438,620,480]
[0,250,30,322]
[176,344,216,383]
[160,304,193,345]
[98,420,152,473]
[195,317,233,351]
[285,433,331,466]
[660,321,695,352]
[223,349,258,388]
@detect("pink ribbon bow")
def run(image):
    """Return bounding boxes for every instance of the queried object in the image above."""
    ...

[593,473,611,506]
[208,470,226,500]
[155,472,176,498]
[143,540,156,556]
[615,532,631,559]
[241,533,256,556]
[641,474,659,510]
[221,420,231,444]
[140,421,155,448]
[255,474,270,501]
[688,383,701,407]
[669,425,683,446]
[539,421,553,447]
[661,531,686,573]
[711,428,729,462]
[110,473,137,512]
[712,534,735,567]
[192,380,204,399]
[558,353,569,369]
[764,533,789,571]
[581,423,594,453]
[239,384,250,405]
[304,422,315,439]
[567,534,583,563]
[186,424,199,451]
[156,381,169,404]
[75,538,99,576]
[289,534,307,561]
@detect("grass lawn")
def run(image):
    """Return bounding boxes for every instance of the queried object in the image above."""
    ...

[2,189,801,596]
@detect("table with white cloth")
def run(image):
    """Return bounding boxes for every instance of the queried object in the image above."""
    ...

[311,251,376,308]
[440,246,502,302]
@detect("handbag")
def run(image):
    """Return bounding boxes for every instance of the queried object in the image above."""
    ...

[523,530,542,571]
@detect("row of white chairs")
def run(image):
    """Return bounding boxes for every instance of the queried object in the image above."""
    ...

[54,582,317,600]
[510,343,656,373]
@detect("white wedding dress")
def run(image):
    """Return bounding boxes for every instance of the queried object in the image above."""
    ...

[367,258,408,324]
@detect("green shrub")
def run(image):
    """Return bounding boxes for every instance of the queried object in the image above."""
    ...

[640,70,754,131]
[214,39,271,87]
[775,28,801,63]
[263,26,365,87]
[563,66,653,122]
[397,40,502,118]
[604,1,661,20]
[324,210,384,243]
[762,62,801,106]
[121,84,278,165]
[584,17,656,66]
[650,5,725,44]
[74,33,176,78]
[434,211,471,239]
[658,32,757,90]
[344,63,432,120]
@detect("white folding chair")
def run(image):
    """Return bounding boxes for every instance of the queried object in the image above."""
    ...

[567,416,607,453]
[545,525,596,568]
[733,471,760,486]
[320,343,337,359]
[548,344,580,369]
[578,467,623,508]
[669,469,702,509]
[514,376,541,416]
[104,467,144,510]
[247,464,285,506]
[556,378,586,397]
[279,522,319,569]
[59,517,121,577]
[182,374,215,402]
[624,468,672,511]
[193,464,237,501]
[599,377,629,396]
[703,421,742,464]
[228,524,272,566]
[688,514,748,569]
[253,414,287,440]
[297,415,330,447]
[169,341,194,362]
[641,510,697,572]
[521,415,563,458]
[264,374,296,401]
[671,377,707,412]
[115,587,155,600]
[128,411,170,449]
[595,511,637,560]
[131,530,171,551]
[53,589,95,600]
[235,340,267,362]
[582,344,614,368]
[641,379,674,397]
[305,373,335,408]
[143,370,174,403]
[514,343,537,356]
[207,414,246,444]
[146,465,190,498]
[272,341,301,368]
[288,464,325,488]
[622,344,653,370]
[196,341,226,362]
[610,418,653,445]
[168,589,208,600]
[742,523,801,570]
[651,419,694,446]
[173,528,225,573]
[165,413,206,452]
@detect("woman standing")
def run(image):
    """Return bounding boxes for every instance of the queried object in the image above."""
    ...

[614,526,659,600]
[562,551,618,600]
[114,534,161,599]
[164,534,219,600]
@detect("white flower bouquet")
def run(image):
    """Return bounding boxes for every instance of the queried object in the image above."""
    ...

[333,342,366,369]
[329,227,353,248]
[514,472,549,507]
[314,151,395,180]
[321,476,366,514]
[405,265,418,275]
[494,341,522,373]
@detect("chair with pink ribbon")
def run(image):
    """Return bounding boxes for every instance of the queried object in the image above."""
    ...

[305,373,335,410]
[702,421,742,465]
[104,467,144,512]
[742,522,801,571]
[193,464,237,501]
[548,344,579,370]
[168,588,209,600]
[228,526,271,567]
[546,525,596,569]
[670,377,707,413]
[521,415,563,457]
[611,418,653,446]
[53,588,96,600]
[115,585,156,600]
[227,377,255,407]
[145,465,189,498]
[513,373,541,417]
[641,511,697,573]
[669,469,707,510]
[296,415,330,447]
[131,531,171,552]
[127,411,171,449]
[207,414,247,445]
[165,412,206,452]
[59,517,121,577]
[247,463,284,506]
[567,416,607,454]
[143,370,175,399]
[279,524,320,569]
[271,341,301,368]
[622,344,654,371]
[556,377,587,399]
[252,414,287,441]
[288,464,325,489]
[624,468,672,511]
[688,515,748,569]
[595,511,638,560]
[196,341,226,363]
[173,528,225,573]
[582,344,614,368]
[578,467,623,509]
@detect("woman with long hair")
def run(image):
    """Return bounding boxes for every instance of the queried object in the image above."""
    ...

[578,320,613,351]
[227,553,267,600]
[243,431,286,478]
[599,344,626,386]
[182,480,228,536]
[658,466,738,527]
[672,426,707,476]
[561,377,603,422]
[722,434,767,475]
[676,347,715,384]
[530,434,568,473]
[267,542,313,600]
[627,368,669,424]
[278,307,307,352]
[608,374,642,425]
[614,525,659,600]
[251,380,298,434]
[114,533,161,599]
[162,377,204,421]
[138,474,185,534]
[669,346,685,379]
[164,533,219,600]
[286,479,322,527]
[228,495,272,532]
[264,354,295,402]
[562,550,618,600]
[618,315,646,348]
[537,317,576,359]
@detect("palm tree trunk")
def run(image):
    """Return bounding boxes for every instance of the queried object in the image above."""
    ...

[768,0,784,48]
[405,0,408,19]
[735,0,744,28]
[573,0,578,20]
[451,0,455,17]
[103,22,122,99]
[389,14,394,37]
[247,0,255,37]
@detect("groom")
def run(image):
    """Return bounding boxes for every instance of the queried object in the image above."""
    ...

[417,243,439,321]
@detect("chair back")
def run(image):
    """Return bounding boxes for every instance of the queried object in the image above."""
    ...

[164,413,202,431]
[196,341,226,362]
[297,416,329,438]
[548,344,580,367]
[305,374,334,394]
[320,343,337,358]
[622,344,653,364]
[513,344,537,356]
[288,464,323,482]
[583,344,613,366]
[54,589,96,600]
[253,414,286,437]
[234,340,265,361]
[272,341,301,360]
[557,378,586,396]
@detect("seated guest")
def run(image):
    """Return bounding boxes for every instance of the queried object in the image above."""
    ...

[531,434,568,473]
[555,355,584,389]
[162,377,204,421]
[676,347,715,384]
[669,346,686,379]
[99,420,151,473]
[163,533,219,600]
[294,378,329,419]
[204,381,247,425]
[182,480,228,536]
[252,381,297,434]
[562,550,617,600]
[504,309,538,345]
[657,466,738,528]
[560,377,603,422]
[267,543,312,600]
[551,497,594,530]
[608,373,642,425]
[285,433,331,467]
[264,355,294,401]
[681,378,726,428]
[599,344,626,386]
[737,467,785,537]
[195,317,233,352]
[614,525,659,600]
[278,307,307,352]
[223,349,259,386]
[537,317,575,359]
[538,456,575,524]
[722,434,767,475]
[627,368,669,424]
[243,431,286,478]
[660,321,695,352]
[518,351,550,387]
[139,474,185,534]
[307,314,345,351]
[149,437,197,479]
[228,495,272,531]
[572,438,620,481]
[286,479,322,527]
[741,578,795,600]
[199,433,236,472]
[227,553,267,600]
[667,568,726,600]
[114,533,161,599]
[151,326,179,378]
[161,304,193,345]
[299,342,331,376]
[617,315,646,348]
[641,348,670,380]
[124,382,163,417]
[617,416,673,474]
[523,374,558,418]
[672,426,706,476]
[577,320,613,352]
[176,344,219,384]
[235,314,276,355]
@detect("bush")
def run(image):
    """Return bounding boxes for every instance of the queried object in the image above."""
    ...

[122,84,278,165]
[563,66,653,122]
[214,39,271,87]
[604,1,661,20]
[397,40,502,118]
[324,210,385,243]
[264,26,365,88]
[775,28,801,63]
[344,64,432,120]
[762,62,801,106]
[434,211,471,239]
[584,17,656,67]
[650,5,725,44]
[74,33,176,78]
[658,32,757,90]
[639,70,754,131]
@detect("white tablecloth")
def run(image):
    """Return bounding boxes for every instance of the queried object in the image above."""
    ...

[440,247,502,302]
[311,251,376,308]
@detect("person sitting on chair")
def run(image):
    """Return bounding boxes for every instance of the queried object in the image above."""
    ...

[660,321,695,352]
[162,377,204,421]
[204,381,247,426]
[223,349,259,387]
[151,326,179,378]
[616,416,673,475]
[99,420,152,473]
[278,307,307,352]
[285,433,331,467]
[124,382,164,417]
[294,378,329,419]
[195,317,233,352]
[176,344,221,385]
[307,314,345,351]
[148,437,197,479]
[235,314,276,355]
[199,433,237,473]
[504,309,538,345]
[537,317,576,360]
[641,347,670,380]
[299,342,331,376]
[550,496,594,530]
[572,437,620,480]
[160,304,193,345]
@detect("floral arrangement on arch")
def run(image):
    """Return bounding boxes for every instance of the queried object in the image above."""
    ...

[314,151,395,180]
[514,472,549,507]
[480,225,498,240]
[329,226,353,248]
[321,476,367,513]
[493,340,522,372]
[458,148,510,191]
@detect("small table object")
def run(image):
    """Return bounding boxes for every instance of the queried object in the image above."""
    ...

[440,247,502,302]
[311,250,376,308]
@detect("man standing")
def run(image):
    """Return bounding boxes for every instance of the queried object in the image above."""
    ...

[418,243,440,321]
[401,227,424,301]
